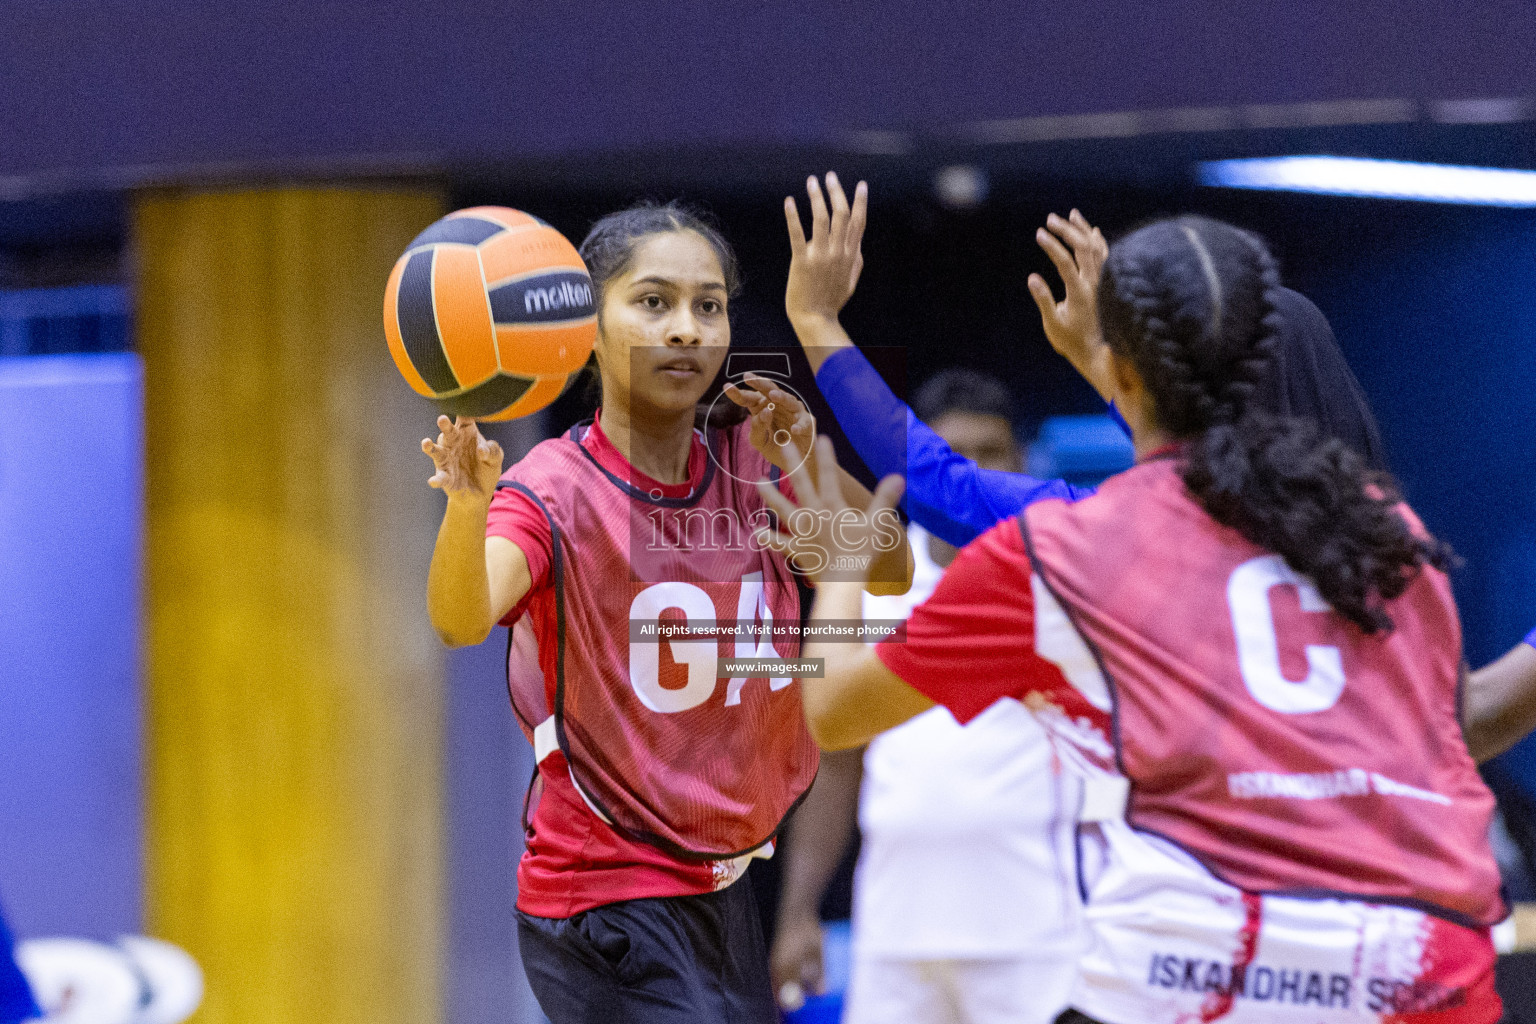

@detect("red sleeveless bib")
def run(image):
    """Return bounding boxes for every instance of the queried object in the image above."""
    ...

[501,421,818,860]
[1023,459,1503,927]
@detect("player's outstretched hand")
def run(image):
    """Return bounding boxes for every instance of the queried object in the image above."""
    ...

[1028,209,1114,400]
[756,436,904,586]
[421,415,504,502]
[724,372,817,475]
[784,172,868,328]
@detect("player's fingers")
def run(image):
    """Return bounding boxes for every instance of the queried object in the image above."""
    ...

[1027,273,1059,320]
[807,176,830,243]
[454,415,480,441]
[846,180,869,255]
[1087,226,1109,268]
[767,385,806,415]
[782,441,826,511]
[784,197,807,255]
[814,436,842,511]
[1047,211,1091,253]
[723,381,762,408]
[1036,226,1077,283]
[826,171,849,248]
[1068,209,1099,244]
[483,440,503,464]
[437,414,453,435]
[427,470,448,490]
[738,372,778,398]
[756,478,802,522]
[826,171,849,214]
[867,474,906,519]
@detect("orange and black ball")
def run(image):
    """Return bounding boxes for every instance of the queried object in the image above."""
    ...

[384,207,596,421]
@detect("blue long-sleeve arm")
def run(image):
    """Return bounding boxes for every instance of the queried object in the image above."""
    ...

[814,347,1096,548]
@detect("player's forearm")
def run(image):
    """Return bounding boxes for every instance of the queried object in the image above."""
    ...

[1466,638,1536,762]
[427,496,497,647]
[804,584,878,750]
[1065,340,1116,404]
[815,345,1093,546]
[788,314,854,373]
[776,747,863,926]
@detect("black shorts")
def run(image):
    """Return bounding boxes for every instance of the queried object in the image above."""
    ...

[517,878,776,1024]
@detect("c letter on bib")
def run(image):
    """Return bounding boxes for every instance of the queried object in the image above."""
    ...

[629,582,718,713]
[1227,555,1345,714]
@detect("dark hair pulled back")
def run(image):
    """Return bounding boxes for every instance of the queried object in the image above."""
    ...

[580,200,742,305]
[577,200,746,429]
[1097,216,1452,633]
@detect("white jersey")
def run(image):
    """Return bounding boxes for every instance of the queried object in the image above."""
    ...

[854,525,1086,961]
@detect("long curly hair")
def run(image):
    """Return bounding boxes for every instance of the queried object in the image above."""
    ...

[1097,216,1453,633]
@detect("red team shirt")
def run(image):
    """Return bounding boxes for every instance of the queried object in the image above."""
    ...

[877,458,1503,1024]
[487,416,808,918]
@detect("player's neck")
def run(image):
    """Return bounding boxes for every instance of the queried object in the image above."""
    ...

[1132,426,1174,462]
[598,402,695,485]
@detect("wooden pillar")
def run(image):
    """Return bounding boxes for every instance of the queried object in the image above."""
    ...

[134,186,448,1024]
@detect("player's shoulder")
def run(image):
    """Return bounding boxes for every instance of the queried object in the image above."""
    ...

[499,432,585,487]
[956,515,1033,574]
[1028,458,1179,529]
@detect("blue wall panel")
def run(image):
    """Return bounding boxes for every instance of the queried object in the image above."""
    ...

[0,353,143,939]
[1295,208,1536,668]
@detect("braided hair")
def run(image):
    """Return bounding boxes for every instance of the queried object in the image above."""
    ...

[1097,216,1453,633]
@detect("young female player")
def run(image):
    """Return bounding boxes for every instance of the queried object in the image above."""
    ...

[769,176,1401,1024]
[764,215,1507,1023]
[422,202,906,1024]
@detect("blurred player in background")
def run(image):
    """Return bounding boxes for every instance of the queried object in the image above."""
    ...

[773,368,1083,1024]
[421,202,906,1024]
[769,214,1507,1023]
